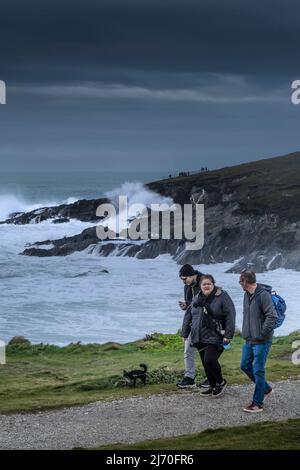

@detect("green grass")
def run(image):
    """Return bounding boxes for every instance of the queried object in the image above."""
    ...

[0,331,299,413]
[95,418,300,450]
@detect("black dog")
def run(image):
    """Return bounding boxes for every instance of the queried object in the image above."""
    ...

[123,363,148,387]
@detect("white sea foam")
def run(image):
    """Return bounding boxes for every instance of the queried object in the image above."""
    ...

[0,194,83,221]
[102,181,174,233]
[0,219,95,254]
[0,195,53,220]
[105,181,173,208]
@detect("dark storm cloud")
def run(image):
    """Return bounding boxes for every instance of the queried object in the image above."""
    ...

[0,0,299,172]
[1,0,300,84]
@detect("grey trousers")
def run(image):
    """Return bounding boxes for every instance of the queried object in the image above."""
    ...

[184,334,197,379]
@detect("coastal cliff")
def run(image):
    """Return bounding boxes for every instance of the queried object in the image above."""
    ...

[6,152,300,272]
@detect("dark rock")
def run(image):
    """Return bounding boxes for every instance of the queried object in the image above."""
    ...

[8,336,31,346]
[22,227,99,256]
[8,211,24,219]
[52,218,70,224]
[102,342,122,351]
[1,198,109,225]
[226,254,269,274]
[135,239,182,259]
[281,250,300,271]
[22,248,56,257]
[268,253,284,270]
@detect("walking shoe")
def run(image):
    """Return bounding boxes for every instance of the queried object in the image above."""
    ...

[264,387,273,399]
[199,387,214,396]
[198,378,210,388]
[176,377,196,389]
[243,403,263,413]
[212,379,227,398]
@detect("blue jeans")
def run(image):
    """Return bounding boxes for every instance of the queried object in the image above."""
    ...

[240,340,272,406]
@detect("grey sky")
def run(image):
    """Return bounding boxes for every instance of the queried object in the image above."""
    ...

[0,0,300,171]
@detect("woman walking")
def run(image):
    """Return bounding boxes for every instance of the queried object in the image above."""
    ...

[190,274,236,397]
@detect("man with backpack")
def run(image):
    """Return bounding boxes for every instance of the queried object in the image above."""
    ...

[239,270,279,413]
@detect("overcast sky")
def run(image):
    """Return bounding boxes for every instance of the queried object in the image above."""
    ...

[0,0,300,171]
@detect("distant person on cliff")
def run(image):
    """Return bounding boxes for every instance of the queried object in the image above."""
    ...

[176,264,208,389]
[190,274,236,397]
[239,270,277,413]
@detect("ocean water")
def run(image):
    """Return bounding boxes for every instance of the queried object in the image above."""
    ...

[0,172,299,345]
[0,170,165,220]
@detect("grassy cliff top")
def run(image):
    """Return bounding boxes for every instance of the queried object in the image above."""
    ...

[148,152,300,220]
[1,331,299,413]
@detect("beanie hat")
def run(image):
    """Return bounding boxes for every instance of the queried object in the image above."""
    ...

[179,264,195,277]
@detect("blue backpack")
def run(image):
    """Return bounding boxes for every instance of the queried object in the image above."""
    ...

[257,290,287,329]
[271,292,287,329]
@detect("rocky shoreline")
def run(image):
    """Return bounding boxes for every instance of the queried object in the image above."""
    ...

[2,152,300,272]
[0,197,109,225]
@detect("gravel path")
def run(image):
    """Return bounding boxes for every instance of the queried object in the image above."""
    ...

[1,380,300,449]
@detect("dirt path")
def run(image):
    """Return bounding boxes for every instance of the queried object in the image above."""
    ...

[0,379,299,449]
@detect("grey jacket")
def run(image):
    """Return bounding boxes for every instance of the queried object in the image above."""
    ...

[190,287,236,346]
[242,283,277,344]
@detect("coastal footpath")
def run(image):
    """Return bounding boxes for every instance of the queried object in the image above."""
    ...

[0,380,299,450]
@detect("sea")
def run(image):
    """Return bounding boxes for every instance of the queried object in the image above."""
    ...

[0,171,299,346]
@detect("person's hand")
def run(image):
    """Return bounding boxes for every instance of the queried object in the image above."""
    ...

[178,301,187,311]
[223,338,230,344]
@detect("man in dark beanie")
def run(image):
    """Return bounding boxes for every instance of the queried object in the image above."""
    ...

[177,264,207,388]
[179,264,196,278]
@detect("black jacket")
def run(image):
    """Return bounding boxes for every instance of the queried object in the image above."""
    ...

[181,271,203,338]
[190,287,236,346]
[242,283,277,344]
